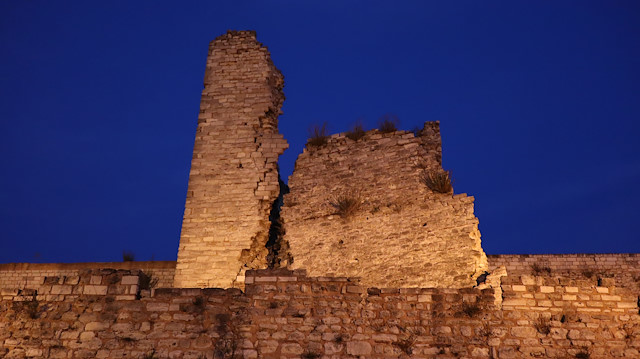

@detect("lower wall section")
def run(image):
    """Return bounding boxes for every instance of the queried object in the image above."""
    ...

[1,268,639,358]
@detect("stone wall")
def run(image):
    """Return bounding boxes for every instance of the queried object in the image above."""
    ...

[0,261,175,292]
[281,123,488,288]
[174,30,288,288]
[489,254,640,294]
[498,274,640,358]
[2,269,639,358]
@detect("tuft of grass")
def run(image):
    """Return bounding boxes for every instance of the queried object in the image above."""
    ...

[535,317,551,335]
[345,121,366,141]
[122,251,135,262]
[422,170,453,194]
[575,348,590,359]
[301,350,321,359]
[330,193,361,219]
[139,272,159,290]
[307,122,329,147]
[460,302,481,318]
[378,113,398,133]
[531,263,552,275]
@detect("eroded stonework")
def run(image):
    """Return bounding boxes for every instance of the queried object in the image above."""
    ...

[174,31,288,288]
[281,123,488,288]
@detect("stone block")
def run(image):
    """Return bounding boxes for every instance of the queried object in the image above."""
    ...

[83,285,107,295]
[346,341,372,356]
[121,275,139,285]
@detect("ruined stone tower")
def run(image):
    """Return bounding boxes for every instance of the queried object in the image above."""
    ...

[173,31,288,288]
[280,124,488,288]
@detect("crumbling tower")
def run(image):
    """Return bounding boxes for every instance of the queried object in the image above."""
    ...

[280,124,488,288]
[174,31,288,288]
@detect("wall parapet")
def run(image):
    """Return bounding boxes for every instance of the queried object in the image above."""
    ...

[0,261,176,292]
[488,253,640,294]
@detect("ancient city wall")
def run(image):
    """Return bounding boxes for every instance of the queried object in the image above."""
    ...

[488,254,640,294]
[4,254,638,298]
[0,262,176,292]
[174,30,288,288]
[2,269,639,358]
[281,123,488,288]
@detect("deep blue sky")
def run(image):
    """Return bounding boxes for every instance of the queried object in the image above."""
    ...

[1,2,639,263]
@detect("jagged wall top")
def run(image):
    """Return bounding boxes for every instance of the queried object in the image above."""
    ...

[281,122,488,288]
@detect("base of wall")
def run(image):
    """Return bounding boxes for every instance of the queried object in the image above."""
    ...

[1,266,639,358]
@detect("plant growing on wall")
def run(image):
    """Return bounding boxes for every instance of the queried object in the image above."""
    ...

[378,113,399,133]
[535,317,551,335]
[214,313,238,358]
[14,293,40,319]
[345,120,366,141]
[422,170,453,194]
[330,193,362,219]
[122,250,135,262]
[531,262,551,275]
[307,122,328,147]
[139,272,159,290]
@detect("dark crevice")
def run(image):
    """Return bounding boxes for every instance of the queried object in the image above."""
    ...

[266,171,289,268]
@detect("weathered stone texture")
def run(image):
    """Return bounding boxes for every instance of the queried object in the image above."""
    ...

[174,30,288,288]
[2,269,639,358]
[0,261,175,291]
[281,124,488,288]
[489,253,640,294]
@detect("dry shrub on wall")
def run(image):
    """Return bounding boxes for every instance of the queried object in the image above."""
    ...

[307,122,328,147]
[378,113,400,133]
[345,120,366,141]
[139,272,159,290]
[531,262,552,275]
[122,250,135,262]
[330,192,362,219]
[378,113,399,133]
[535,317,551,335]
[301,350,321,359]
[422,170,453,194]
[575,348,591,359]
[459,301,482,318]
[14,293,39,319]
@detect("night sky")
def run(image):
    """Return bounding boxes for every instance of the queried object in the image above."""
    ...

[1,2,639,264]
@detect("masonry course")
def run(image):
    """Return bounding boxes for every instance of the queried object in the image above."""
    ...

[1,269,639,358]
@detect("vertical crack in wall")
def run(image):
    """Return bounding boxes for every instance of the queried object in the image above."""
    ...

[266,175,289,268]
